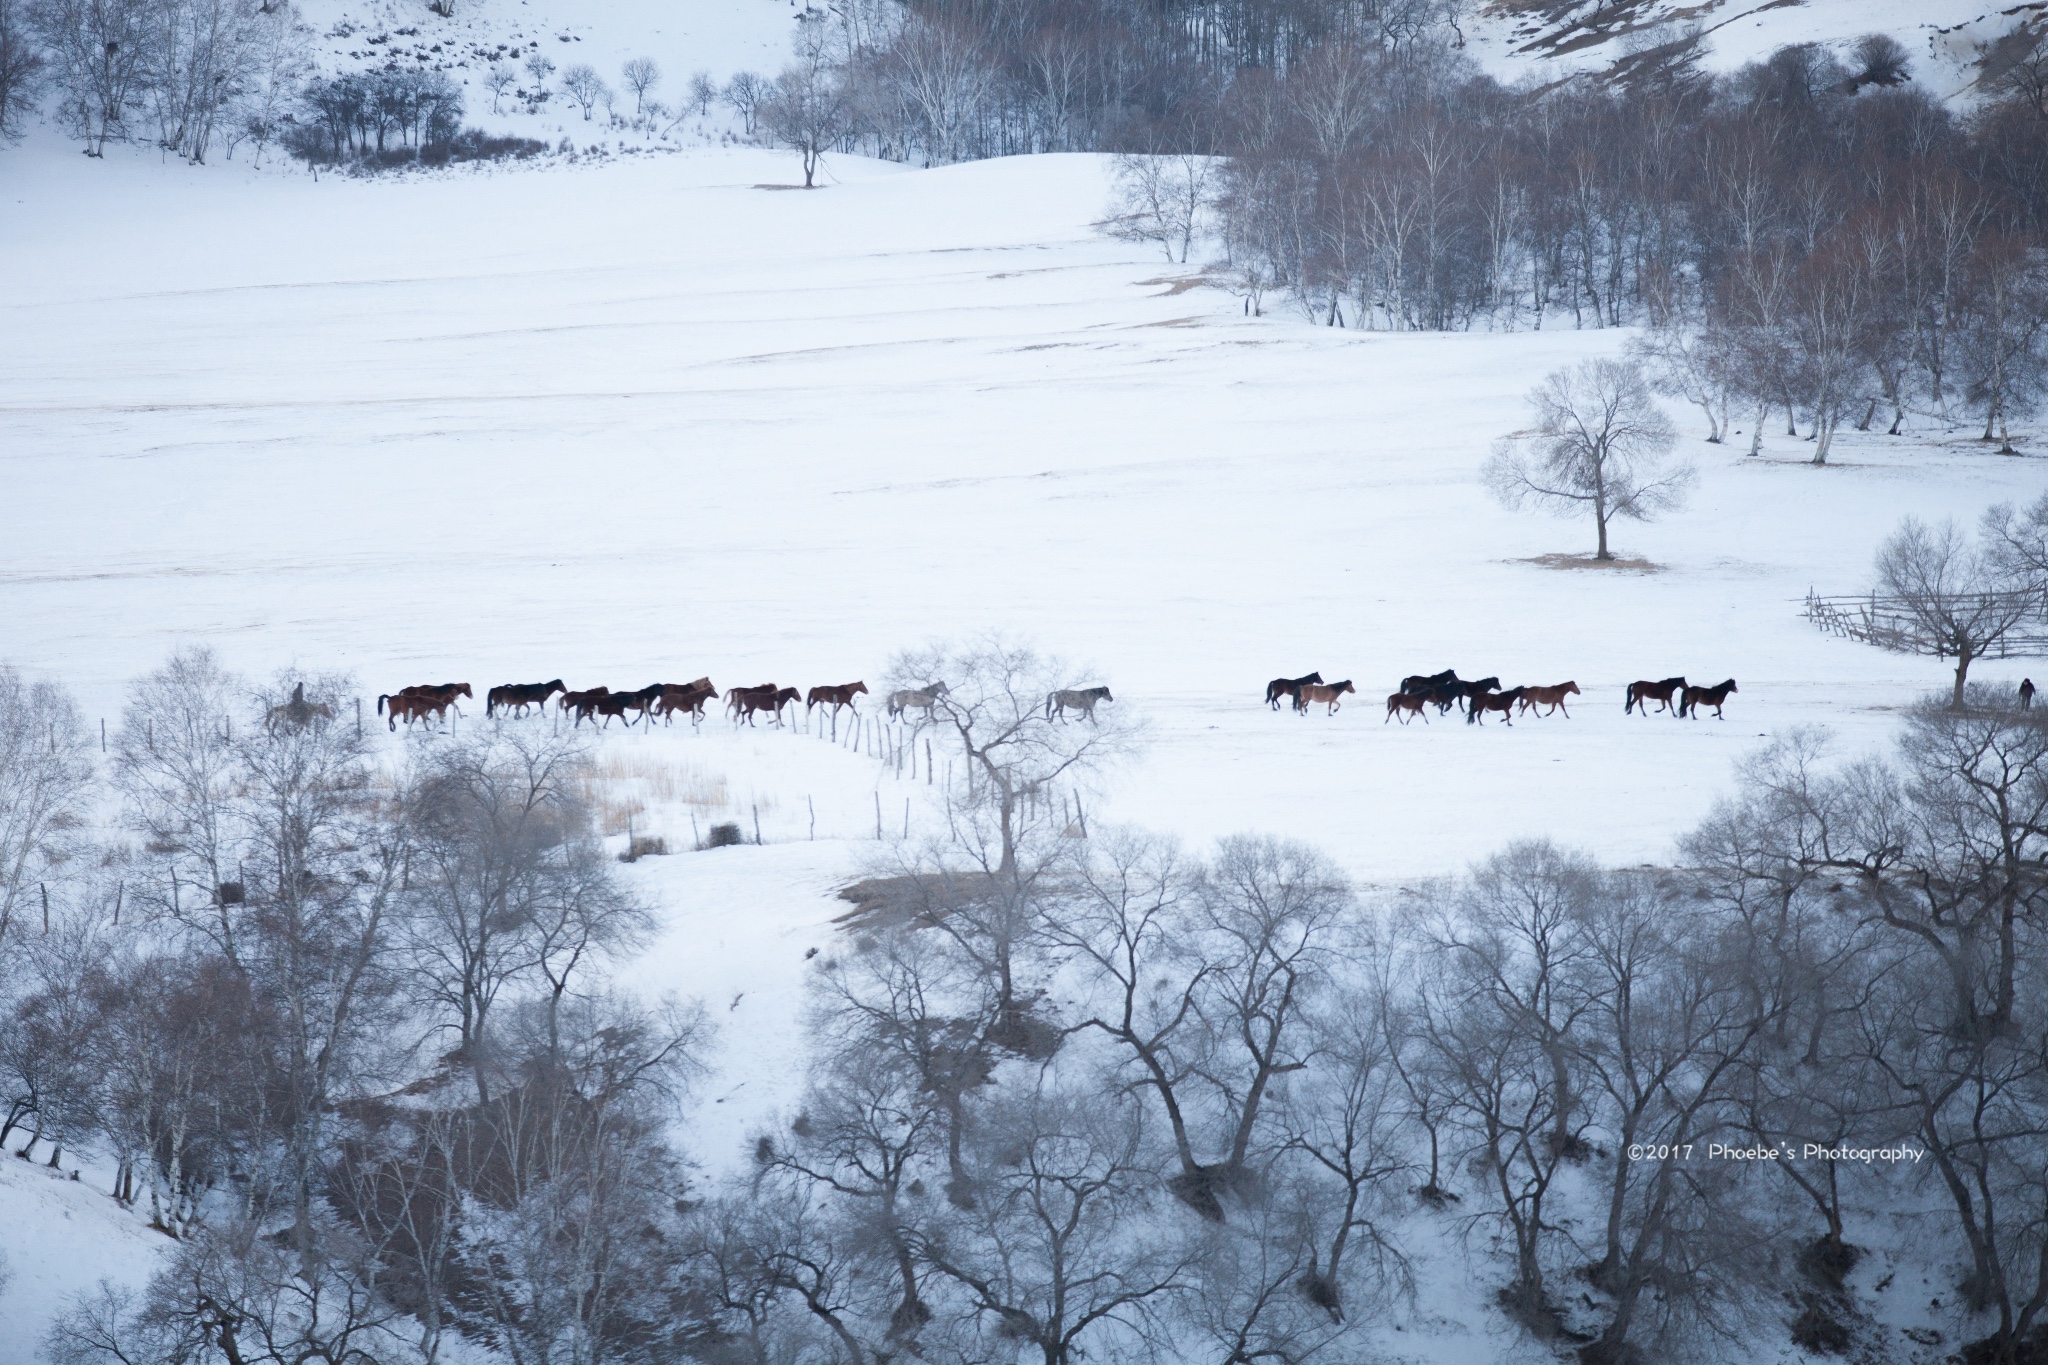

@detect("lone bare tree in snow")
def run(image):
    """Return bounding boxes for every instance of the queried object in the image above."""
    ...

[760,55,848,188]
[1484,358,1693,562]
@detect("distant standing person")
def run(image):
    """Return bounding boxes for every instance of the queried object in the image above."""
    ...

[2022,678,2036,710]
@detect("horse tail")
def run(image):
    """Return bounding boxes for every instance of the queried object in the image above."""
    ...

[1046,691,1058,719]
[376,694,390,715]
[1624,684,1636,714]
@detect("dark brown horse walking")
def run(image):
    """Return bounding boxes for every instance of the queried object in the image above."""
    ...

[1625,677,1687,716]
[381,682,472,718]
[1385,692,1429,724]
[561,687,611,727]
[1266,672,1323,711]
[656,679,717,724]
[807,681,868,718]
[1467,687,1526,726]
[1678,679,1738,719]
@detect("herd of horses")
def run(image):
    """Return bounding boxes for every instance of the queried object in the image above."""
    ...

[358,669,1735,737]
[1265,670,1737,725]
[366,677,1120,733]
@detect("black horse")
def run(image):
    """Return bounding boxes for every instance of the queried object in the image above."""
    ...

[487,679,566,718]
[1265,672,1324,711]
[1450,676,1502,715]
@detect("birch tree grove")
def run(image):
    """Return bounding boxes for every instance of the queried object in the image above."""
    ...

[11,645,2048,1363]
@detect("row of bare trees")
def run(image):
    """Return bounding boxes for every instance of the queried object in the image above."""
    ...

[10,639,2048,1362]
[10,0,310,159]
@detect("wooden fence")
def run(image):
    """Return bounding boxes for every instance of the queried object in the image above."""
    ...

[1803,589,2048,658]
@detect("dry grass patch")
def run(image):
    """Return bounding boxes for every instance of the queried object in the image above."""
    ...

[1517,552,1664,573]
[579,751,731,835]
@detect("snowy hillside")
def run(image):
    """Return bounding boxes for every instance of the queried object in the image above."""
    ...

[1463,0,2043,98]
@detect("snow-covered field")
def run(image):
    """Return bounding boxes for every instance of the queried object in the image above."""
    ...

[3,130,2046,1359]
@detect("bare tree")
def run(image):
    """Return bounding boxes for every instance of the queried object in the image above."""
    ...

[1483,358,1693,561]
[0,665,93,951]
[686,67,716,116]
[560,63,607,121]
[0,0,46,142]
[1873,515,2037,709]
[887,637,1138,875]
[1403,842,1601,1333]
[1107,152,1213,264]
[400,728,626,1101]
[29,0,150,154]
[111,646,245,962]
[760,55,849,188]
[619,55,658,116]
[482,61,515,115]
[1629,311,1736,444]
[1959,235,2048,453]
[919,1084,1190,1365]
[721,70,763,135]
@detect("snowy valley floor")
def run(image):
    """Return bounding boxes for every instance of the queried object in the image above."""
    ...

[2,140,2045,1361]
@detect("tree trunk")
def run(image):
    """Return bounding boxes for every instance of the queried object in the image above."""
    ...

[1953,645,1974,711]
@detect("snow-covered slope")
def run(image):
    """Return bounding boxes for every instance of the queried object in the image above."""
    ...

[0,1158,167,1362]
[1464,0,2044,99]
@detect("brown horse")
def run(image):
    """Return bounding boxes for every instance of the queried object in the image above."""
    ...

[807,681,868,718]
[1266,672,1323,711]
[1625,677,1687,716]
[1517,682,1581,718]
[561,687,611,727]
[734,686,799,727]
[382,682,471,718]
[655,678,717,725]
[725,683,776,720]
[1679,679,1738,719]
[728,684,787,727]
[1467,687,1526,726]
[1385,692,1429,724]
[1296,680,1356,715]
[379,692,447,731]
